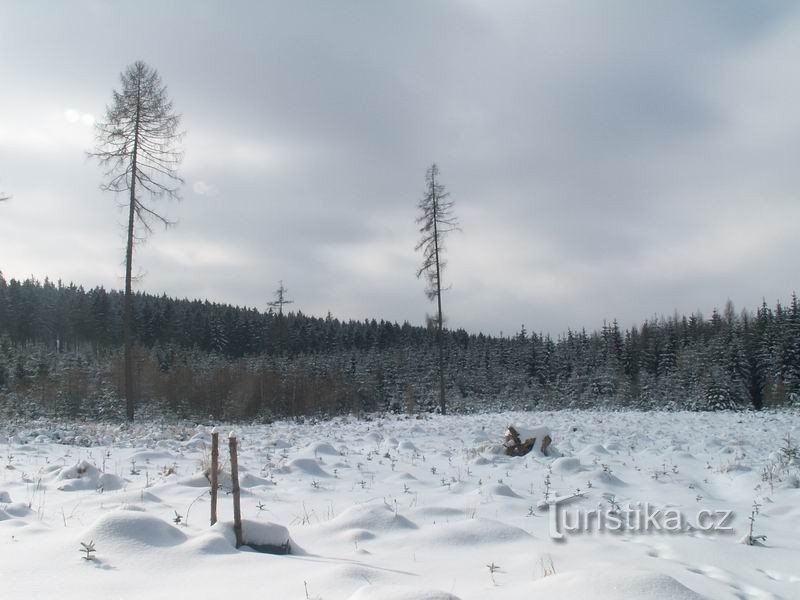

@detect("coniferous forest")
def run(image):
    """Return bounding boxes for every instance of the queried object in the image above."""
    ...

[1,273,798,420]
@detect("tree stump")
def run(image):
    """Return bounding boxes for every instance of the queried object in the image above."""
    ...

[504,425,552,457]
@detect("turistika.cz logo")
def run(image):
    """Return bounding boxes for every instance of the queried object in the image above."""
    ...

[548,500,735,539]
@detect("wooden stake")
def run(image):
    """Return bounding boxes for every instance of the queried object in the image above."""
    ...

[210,431,219,526]
[229,434,243,548]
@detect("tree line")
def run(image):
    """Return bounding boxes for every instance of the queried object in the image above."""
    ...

[0,273,798,420]
[4,60,797,421]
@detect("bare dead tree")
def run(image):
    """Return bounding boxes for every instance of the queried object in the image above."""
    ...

[415,163,459,414]
[268,280,294,317]
[89,61,184,421]
[268,280,294,354]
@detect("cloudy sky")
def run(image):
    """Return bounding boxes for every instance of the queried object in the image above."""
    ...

[1,1,799,337]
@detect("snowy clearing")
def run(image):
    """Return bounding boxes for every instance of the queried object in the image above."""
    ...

[1,410,799,599]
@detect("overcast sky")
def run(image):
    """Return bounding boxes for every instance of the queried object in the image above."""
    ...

[1,1,799,337]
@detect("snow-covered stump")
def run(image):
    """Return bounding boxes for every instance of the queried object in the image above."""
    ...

[504,425,553,457]
[242,521,294,555]
[212,520,300,555]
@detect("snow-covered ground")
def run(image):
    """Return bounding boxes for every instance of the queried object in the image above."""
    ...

[1,410,799,599]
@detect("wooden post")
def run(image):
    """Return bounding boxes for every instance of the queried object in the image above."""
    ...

[229,433,243,548]
[210,431,219,526]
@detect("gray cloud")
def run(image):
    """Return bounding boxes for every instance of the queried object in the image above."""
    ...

[1,1,799,337]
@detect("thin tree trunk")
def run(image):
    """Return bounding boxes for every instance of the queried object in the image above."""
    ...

[431,170,446,415]
[123,80,142,422]
[210,431,219,526]
[433,211,447,414]
[229,435,243,548]
[123,178,136,421]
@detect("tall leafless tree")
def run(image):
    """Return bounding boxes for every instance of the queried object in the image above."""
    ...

[415,163,459,414]
[268,280,294,317]
[268,280,294,354]
[89,61,184,421]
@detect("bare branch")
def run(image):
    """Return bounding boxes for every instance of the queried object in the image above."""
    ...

[89,60,184,211]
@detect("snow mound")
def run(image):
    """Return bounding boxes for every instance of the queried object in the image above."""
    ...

[184,531,239,555]
[398,440,418,452]
[518,569,703,599]
[55,460,125,491]
[481,483,523,498]
[588,468,627,486]
[240,473,275,488]
[322,503,418,533]
[305,441,340,456]
[551,457,585,475]
[410,506,465,519]
[130,450,175,462]
[0,491,11,503]
[287,458,333,478]
[423,518,531,546]
[312,564,392,592]
[337,528,377,543]
[189,431,212,443]
[347,585,461,600]
[178,473,214,488]
[386,472,417,482]
[111,490,163,505]
[3,502,32,518]
[183,438,207,451]
[0,504,29,521]
[81,508,187,548]
[96,473,126,491]
[56,460,99,483]
[580,443,612,456]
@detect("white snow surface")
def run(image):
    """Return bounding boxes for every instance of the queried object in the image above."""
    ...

[0,410,799,599]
